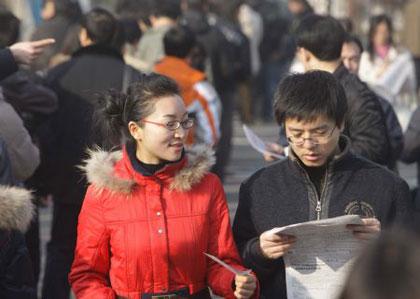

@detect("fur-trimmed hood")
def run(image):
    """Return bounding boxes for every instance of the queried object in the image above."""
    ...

[0,186,34,232]
[80,145,216,194]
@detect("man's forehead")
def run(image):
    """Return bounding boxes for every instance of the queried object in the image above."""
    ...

[342,42,361,56]
[285,115,335,128]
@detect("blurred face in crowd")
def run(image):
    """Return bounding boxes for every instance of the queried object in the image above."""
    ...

[373,21,391,47]
[341,41,361,75]
[128,95,191,164]
[288,0,306,16]
[285,115,343,167]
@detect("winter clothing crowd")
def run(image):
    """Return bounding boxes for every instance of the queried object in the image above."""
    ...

[0,0,419,299]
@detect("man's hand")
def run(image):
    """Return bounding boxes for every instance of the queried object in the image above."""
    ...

[347,217,381,240]
[9,39,55,65]
[263,142,284,162]
[234,274,257,299]
[260,230,296,259]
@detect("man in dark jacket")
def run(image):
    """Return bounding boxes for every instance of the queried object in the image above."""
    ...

[401,107,420,214]
[39,8,142,299]
[233,71,413,299]
[266,15,391,167]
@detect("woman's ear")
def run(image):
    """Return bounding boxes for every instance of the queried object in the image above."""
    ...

[128,121,143,141]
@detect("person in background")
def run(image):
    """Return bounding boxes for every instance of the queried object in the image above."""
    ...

[30,0,82,71]
[136,0,181,72]
[0,137,36,299]
[341,34,403,171]
[233,71,413,299]
[69,73,257,299]
[155,25,221,147]
[39,8,142,299]
[339,230,420,299]
[264,15,391,168]
[400,106,420,228]
[0,6,58,287]
[359,14,417,130]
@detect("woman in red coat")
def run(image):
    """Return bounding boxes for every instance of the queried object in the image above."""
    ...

[69,73,257,299]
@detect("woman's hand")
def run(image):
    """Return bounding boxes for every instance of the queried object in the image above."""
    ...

[234,274,257,299]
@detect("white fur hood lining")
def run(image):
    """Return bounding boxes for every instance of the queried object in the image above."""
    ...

[0,186,34,232]
[81,145,215,194]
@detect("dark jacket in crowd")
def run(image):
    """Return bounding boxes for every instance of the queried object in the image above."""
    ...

[232,136,413,299]
[0,49,18,81]
[182,10,234,92]
[0,138,36,299]
[377,95,404,166]
[401,107,420,199]
[38,44,142,205]
[1,70,58,137]
[333,64,391,166]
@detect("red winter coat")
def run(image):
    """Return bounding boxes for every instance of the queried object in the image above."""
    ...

[69,146,252,298]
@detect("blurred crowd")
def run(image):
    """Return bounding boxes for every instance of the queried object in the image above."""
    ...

[0,0,419,299]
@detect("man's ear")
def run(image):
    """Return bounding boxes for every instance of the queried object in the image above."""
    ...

[128,121,143,141]
[79,28,92,47]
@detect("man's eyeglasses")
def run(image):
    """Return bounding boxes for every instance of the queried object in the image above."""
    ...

[140,118,194,131]
[287,127,336,146]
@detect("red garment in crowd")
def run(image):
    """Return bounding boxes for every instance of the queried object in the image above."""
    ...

[69,146,252,298]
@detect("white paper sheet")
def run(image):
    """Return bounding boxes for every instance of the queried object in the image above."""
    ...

[268,215,365,299]
[242,124,285,159]
[204,253,251,275]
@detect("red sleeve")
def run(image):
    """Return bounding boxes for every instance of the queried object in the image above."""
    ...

[68,186,116,299]
[206,176,259,298]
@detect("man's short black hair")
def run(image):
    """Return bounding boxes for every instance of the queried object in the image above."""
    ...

[0,5,20,47]
[151,0,181,20]
[295,14,346,61]
[163,25,196,58]
[344,34,363,53]
[81,8,117,45]
[274,71,348,126]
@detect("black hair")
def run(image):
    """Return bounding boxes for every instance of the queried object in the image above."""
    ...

[367,14,393,61]
[295,14,346,61]
[274,71,348,126]
[151,0,181,20]
[183,0,209,12]
[115,0,151,24]
[339,229,420,299]
[163,25,196,58]
[120,19,142,44]
[0,5,20,47]
[344,34,363,53]
[94,73,180,147]
[81,8,117,46]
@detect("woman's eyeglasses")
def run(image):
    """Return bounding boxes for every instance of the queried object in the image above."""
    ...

[140,118,194,131]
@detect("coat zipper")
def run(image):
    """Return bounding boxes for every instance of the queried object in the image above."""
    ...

[296,161,330,220]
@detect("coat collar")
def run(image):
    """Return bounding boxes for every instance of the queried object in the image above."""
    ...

[0,186,34,232]
[72,44,124,61]
[80,145,215,194]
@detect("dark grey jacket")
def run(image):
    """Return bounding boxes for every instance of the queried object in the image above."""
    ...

[401,107,420,186]
[232,136,412,299]
[334,64,390,165]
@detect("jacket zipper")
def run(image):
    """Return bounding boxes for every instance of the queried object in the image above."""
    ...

[296,162,330,220]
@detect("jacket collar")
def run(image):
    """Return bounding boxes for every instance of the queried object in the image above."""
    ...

[332,63,350,81]
[0,186,34,232]
[289,135,351,167]
[72,44,124,61]
[80,145,215,194]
